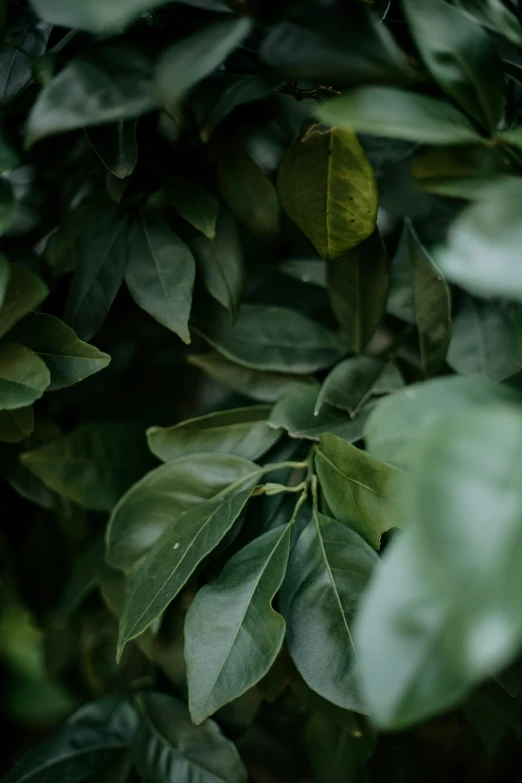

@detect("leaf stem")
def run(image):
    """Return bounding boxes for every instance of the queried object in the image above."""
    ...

[50,29,78,54]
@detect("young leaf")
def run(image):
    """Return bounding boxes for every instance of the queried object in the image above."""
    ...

[117,472,260,657]
[317,88,483,145]
[0,405,34,443]
[185,524,292,724]
[0,342,50,410]
[26,45,157,146]
[133,692,247,783]
[147,406,280,463]
[315,432,402,548]
[125,212,195,343]
[156,17,252,114]
[316,357,404,416]
[20,421,154,511]
[85,120,138,179]
[188,211,244,321]
[0,262,48,338]
[403,0,505,131]
[107,454,262,571]
[163,174,219,240]
[277,126,377,260]
[193,304,345,374]
[327,228,389,354]
[10,312,111,390]
[188,352,314,402]
[281,509,377,711]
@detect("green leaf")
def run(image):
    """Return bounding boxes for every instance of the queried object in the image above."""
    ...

[317,88,483,145]
[280,508,377,711]
[315,432,402,548]
[117,470,260,657]
[316,357,404,417]
[188,211,244,321]
[0,262,48,338]
[107,454,274,572]
[188,352,315,402]
[456,0,522,48]
[28,0,179,32]
[0,405,34,443]
[0,342,50,410]
[305,711,375,783]
[20,421,153,511]
[0,177,15,236]
[156,18,252,115]
[279,259,326,288]
[268,384,369,443]
[44,196,101,277]
[327,229,389,354]
[2,694,138,783]
[403,0,504,130]
[64,199,129,340]
[277,126,377,260]
[412,144,513,199]
[133,692,247,783]
[0,12,52,108]
[364,375,520,468]
[125,211,195,343]
[163,174,219,240]
[85,120,138,179]
[10,313,111,390]
[211,138,280,239]
[147,406,280,463]
[193,304,345,374]
[26,44,157,146]
[447,296,522,381]
[185,524,291,724]
[435,179,522,299]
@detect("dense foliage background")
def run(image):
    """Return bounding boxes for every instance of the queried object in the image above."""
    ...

[3,0,522,780]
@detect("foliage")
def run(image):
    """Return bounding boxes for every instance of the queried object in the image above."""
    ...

[3,0,522,780]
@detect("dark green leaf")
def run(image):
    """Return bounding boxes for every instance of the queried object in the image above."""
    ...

[44,196,101,277]
[10,313,111,390]
[403,0,504,130]
[456,0,522,48]
[185,524,291,724]
[133,692,247,783]
[0,405,34,442]
[85,120,138,179]
[305,711,375,783]
[281,508,377,711]
[279,260,326,288]
[0,13,52,108]
[27,45,157,146]
[447,296,522,380]
[0,262,48,338]
[0,177,15,236]
[188,352,315,402]
[193,304,345,374]
[107,454,269,571]
[117,470,260,657]
[0,342,50,410]
[20,421,153,511]
[412,144,514,199]
[163,174,219,240]
[317,88,483,145]
[57,537,105,624]
[316,357,404,417]
[277,126,377,260]
[125,212,195,343]
[147,406,280,463]
[327,229,389,354]
[315,432,402,548]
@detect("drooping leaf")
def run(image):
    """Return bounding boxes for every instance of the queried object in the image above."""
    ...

[85,120,138,179]
[447,296,522,381]
[193,303,345,374]
[185,524,291,724]
[188,211,244,321]
[125,211,195,343]
[281,508,377,711]
[2,694,138,783]
[316,357,404,416]
[133,692,247,783]
[10,313,111,390]
[188,352,315,402]
[163,174,219,240]
[412,144,514,199]
[327,229,389,354]
[0,11,52,108]
[20,421,154,511]
[0,342,50,410]
[147,407,280,463]
[0,405,34,443]
[403,0,505,130]
[277,126,377,260]
[305,711,375,783]
[156,18,252,115]
[317,88,483,145]
[268,384,369,443]
[117,470,260,657]
[315,432,402,548]
[0,262,48,338]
